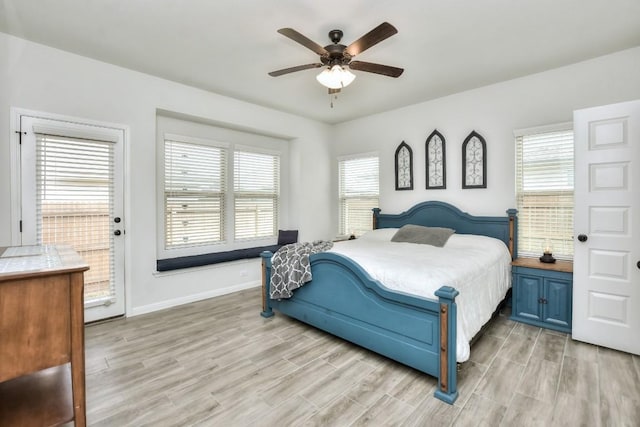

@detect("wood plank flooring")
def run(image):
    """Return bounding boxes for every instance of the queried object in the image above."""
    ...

[84,287,640,426]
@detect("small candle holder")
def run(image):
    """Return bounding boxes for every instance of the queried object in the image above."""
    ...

[539,248,556,263]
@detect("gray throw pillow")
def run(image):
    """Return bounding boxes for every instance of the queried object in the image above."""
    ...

[391,224,455,247]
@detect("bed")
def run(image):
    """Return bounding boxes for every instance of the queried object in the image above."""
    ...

[259,201,518,404]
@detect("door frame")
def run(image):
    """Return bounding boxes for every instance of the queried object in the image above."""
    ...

[10,107,132,320]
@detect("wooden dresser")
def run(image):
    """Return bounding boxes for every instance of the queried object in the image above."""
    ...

[0,245,89,427]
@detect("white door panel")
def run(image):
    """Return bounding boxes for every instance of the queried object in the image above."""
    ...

[573,99,639,355]
[589,162,629,191]
[589,206,629,235]
[19,115,126,322]
[589,117,627,149]
[589,249,628,280]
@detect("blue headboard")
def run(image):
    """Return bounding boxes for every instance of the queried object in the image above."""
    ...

[373,201,518,258]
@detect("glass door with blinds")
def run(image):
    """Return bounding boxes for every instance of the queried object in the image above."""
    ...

[19,116,125,322]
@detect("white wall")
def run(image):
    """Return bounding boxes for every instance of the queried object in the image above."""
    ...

[2,31,639,317]
[331,47,640,224]
[0,33,333,315]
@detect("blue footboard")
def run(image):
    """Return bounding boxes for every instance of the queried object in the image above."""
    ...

[260,251,459,404]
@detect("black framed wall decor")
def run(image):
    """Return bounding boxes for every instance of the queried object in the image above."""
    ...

[394,141,413,190]
[425,129,446,189]
[462,130,487,189]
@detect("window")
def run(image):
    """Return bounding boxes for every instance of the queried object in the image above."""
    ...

[515,125,574,259]
[157,115,287,263]
[339,154,379,237]
[164,138,226,249]
[234,150,280,240]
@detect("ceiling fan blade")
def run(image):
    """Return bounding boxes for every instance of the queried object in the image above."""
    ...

[345,22,398,57]
[277,28,329,56]
[349,61,404,77]
[268,63,323,77]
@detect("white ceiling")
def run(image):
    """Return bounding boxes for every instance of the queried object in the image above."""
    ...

[1,1,639,124]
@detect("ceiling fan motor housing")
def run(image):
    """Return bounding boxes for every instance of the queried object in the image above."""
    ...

[322,46,351,66]
[322,30,351,66]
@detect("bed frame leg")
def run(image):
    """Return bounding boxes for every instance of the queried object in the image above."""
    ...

[260,251,274,318]
[434,286,459,404]
[507,208,518,260]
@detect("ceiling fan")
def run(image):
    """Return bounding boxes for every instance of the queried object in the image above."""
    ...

[269,22,404,94]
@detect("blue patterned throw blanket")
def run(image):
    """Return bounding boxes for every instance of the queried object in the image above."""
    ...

[270,240,334,299]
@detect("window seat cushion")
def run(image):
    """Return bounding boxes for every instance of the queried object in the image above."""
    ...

[157,244,282,272]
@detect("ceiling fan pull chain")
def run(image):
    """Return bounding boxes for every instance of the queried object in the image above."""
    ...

[330,92,339,108]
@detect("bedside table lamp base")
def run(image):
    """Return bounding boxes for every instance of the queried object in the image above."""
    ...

[539,252,556,263]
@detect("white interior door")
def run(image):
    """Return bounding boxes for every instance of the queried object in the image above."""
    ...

[19,115,126,322]
[573,99,640,355]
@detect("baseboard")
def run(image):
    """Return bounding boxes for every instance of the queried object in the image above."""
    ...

[129,280,261,317]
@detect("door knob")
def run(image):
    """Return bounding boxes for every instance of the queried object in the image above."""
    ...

[577,234,588,242]
[114,230,122,236]
[637,261,640,270]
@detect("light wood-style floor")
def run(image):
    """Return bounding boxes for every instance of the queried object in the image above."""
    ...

[85,287,640,426]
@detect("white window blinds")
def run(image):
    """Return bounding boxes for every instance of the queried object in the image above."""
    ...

[339,155,379,236]
[234,150,280,240]
[515,128,574,259]
[164,139,226,249]
[36,133,115,302]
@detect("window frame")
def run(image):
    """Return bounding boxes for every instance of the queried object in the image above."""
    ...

[163,133,228,252]
[156,116,288,261]
[233,145,281,242]
[159,133,229,258]
[338,152,380,237]
[514,122,574,260]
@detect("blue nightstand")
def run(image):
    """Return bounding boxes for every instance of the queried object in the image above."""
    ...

[511,257,573,334]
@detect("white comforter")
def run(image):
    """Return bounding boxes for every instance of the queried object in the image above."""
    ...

[329,228,512,362]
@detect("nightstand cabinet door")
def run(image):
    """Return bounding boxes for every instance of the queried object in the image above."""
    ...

[511,262,573,333]
[514,275,543,321]
[543,278,572,328]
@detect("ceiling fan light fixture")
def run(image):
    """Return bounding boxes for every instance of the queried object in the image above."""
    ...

[316,65,356,89]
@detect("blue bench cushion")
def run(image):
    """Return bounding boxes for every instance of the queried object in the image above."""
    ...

[156,244,282,272]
